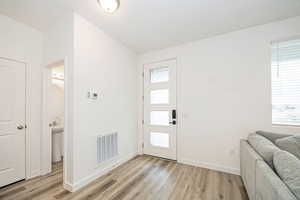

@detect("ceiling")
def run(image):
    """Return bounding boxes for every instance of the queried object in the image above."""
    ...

[0,0,300,53]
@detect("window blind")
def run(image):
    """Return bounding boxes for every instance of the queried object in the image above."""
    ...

[271,39,300,126]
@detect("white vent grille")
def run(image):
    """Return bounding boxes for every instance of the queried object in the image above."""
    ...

[97,132,118,164]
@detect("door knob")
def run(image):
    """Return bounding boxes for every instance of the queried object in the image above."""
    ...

[169,120,176,125]
[17,125,24,130]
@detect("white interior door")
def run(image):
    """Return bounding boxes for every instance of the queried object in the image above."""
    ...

[143,59,177,160]
[0,58,26,187]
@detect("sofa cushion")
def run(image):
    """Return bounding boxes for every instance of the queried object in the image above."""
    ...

[255,160,297,200]
[248,133,280,169]
[276,136,300,160]
[256,130,292,144]
[273,150,300,199]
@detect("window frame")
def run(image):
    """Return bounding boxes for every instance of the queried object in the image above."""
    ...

[271,37,300,127]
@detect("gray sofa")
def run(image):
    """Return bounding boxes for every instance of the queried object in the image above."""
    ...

[241,140,297,200]
[240,132,300,200]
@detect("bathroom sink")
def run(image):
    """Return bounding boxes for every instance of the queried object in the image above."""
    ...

[52,127,64,134]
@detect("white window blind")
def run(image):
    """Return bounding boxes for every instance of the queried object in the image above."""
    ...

[271,39,300,126]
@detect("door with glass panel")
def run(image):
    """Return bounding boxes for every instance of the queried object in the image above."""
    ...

[143,59,177,160]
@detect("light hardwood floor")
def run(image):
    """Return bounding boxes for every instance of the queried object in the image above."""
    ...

[0,155,249,200]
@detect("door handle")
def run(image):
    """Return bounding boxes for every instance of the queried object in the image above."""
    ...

[169,121,176,125]
[169,120,176,125]
[49,121,56,127]
[17,125,24,130]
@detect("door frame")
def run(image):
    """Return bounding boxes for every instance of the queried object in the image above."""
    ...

[0,57,30,179]
[141,58,180,161]
[41,57,68,185]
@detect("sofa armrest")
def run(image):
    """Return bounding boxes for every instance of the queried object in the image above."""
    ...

[240,139,263,200]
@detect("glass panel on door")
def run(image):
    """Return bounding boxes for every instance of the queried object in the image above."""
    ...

[150,111,169,126]
[150,89,169,104]
[150,67,169,83]
[150,132,169,148]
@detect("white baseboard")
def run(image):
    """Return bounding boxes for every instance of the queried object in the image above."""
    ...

[63,181,74,192]
[66,152,138,192]
[26,169,41,179]
[179,158,240,176]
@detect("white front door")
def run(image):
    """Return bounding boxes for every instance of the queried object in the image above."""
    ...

[0,58,26,187]
[143,59,177,160]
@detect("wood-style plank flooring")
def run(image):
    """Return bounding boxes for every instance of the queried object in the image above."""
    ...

[0,155,249,200]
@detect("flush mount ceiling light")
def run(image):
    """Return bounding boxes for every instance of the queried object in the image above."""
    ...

[97,0,120,13]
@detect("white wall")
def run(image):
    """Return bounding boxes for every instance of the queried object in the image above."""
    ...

[0,14,43,178]
[138,16,300,174]
[72,14,138,188]
[44,13,74,65]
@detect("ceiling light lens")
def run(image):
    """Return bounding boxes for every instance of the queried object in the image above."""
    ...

[98,0,119,13]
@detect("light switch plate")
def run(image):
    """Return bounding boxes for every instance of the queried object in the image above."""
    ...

[87,91,98,100]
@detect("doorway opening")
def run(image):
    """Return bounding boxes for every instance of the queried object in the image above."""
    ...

[42,60,66,182]
[49,64,65,165]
